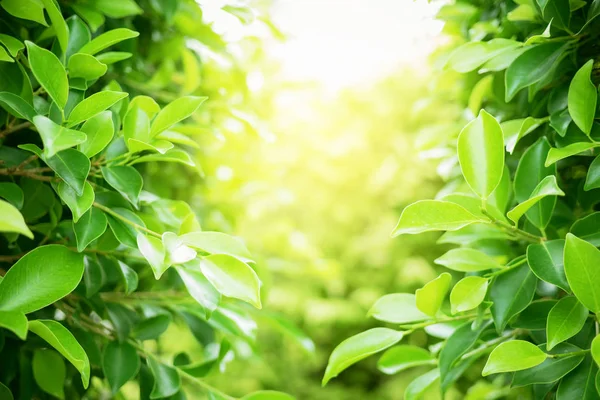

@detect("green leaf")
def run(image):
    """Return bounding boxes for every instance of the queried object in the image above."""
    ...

[137,233,168,279]
[490,263,537,332]
[415,272,452,316]
[147,357,181,399]
[176,263,220,316]
[503,117,545,154]
[545,142,599,166]
[67,91,128,127]
[322,328,404,385]
[434,248,502,272]
[101,166,143,207]
[40,0,69,53]
[68,53,107,80]
[505,42,568,101]
[0,92,36,122]
[242,391,295,400]
[46,148,91,195]
[79,28,140,55]
[200,254,262,308]
[538,0,571,29]
[0,382,13,400]
[25,41,68,109]
[568,60,597,135]
[482,340,546,376]
[564,233,600,312]
[512,343,584,387]
[32,349,65,399]
[405,369,440,400]
[0,310,27,339]
[129,148,196,167]
[91,0,143,18]
[392,200,483,236]
[584,154,600,191]
[57,181,94,222]
[527,239,570,292]
[0,199,33,238]
[507,175,565,224]
[162,232,196,265]
[83,256,104,298]
[179,231,252,261]
[592,335,600,366]
[123,106,151,149]
[513,138,556,229]
[1,0,47,25]
[0,245,84,313]
[102,341,140,394]
[0,182,23,209]
[377,345,435,375]
[96,51,132,64]
[546,296,588,350]
[33,115,87,158]
[78,110,114,157]
[65,16,91,60]
[450,276,489,314]
[28,319,90,388]
[105,208,145,248]
[150,96,207,137]
[133,314,171,341]
[117,260,138,295]
[556,355,598,399]
[457,110,505,199]
[74,208,107,251]
[447,39,520,73]
[570,213,600,246]
[368,293,430,324]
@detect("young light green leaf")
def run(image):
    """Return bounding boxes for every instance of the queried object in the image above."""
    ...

[434,248,501,272]
[547,296,588,350]
[507,175,564,224]
[162,232,197,265]
[129,148,196,167]
[0,199,33,238]
[368,293,429,324]
[482,340,547,376]
[527,240,570,292]
[450,276,489,314]
[33,349,66,399]
[199,254,262,308]
[46,148,91,196]
[74,208,107,252]
[392,200,484,236]
[592,335,600,366]
[512,343,585,387]
[68,53,108,81]
[415,272,452,316]
[67,91,128,127]
[137,233,168,279]
[79,28,140,55]
[179,231,252,261]
[33,115,87,158]
[78,110,114,157]
[503,117,545,154]
[0,310,27,340]
[545,142,599,166]
[96,51,132,64]
[490,263,537,332]
[101,166,143,207]
[457,109,505,199]
[1,0,47,25]
[0,245,84,314]
[405,369,440,400]
[147,357,181,398]
[25,41,68,109]
[150,96,207,137]
[323,328,404,385]
[241,391,295,400]
[40,0,69,53]
[57,181,94,222]
[377,345,435,375]
[564,233,600,312]
[568,60,597,135]
[102,341,140,394]
[28,319,90,388]
[176,263,220,317]
[92,0,143,18]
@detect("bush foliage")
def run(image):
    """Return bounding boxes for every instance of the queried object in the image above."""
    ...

[0,1,293,399]
[325,0,600,399]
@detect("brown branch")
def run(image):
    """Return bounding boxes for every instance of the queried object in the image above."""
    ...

[0,121,32,139]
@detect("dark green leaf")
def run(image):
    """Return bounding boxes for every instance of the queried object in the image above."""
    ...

[74,208,107,252]
[490,264,537,332]
[564,233,600,312]
[556,355,598,399]
[147,357,181,398]
[527,239,570,291]
[101,166,143,207]
[102,341,140,394]
[512,343,584,387]
[46,148,91,195]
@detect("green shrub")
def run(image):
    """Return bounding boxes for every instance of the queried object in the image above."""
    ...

[0,1,292,399]
[325,1,600,398]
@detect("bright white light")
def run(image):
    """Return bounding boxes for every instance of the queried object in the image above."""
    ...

[269,0,443,90]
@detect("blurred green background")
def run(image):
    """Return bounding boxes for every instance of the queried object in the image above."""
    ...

[142,1,466,398]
